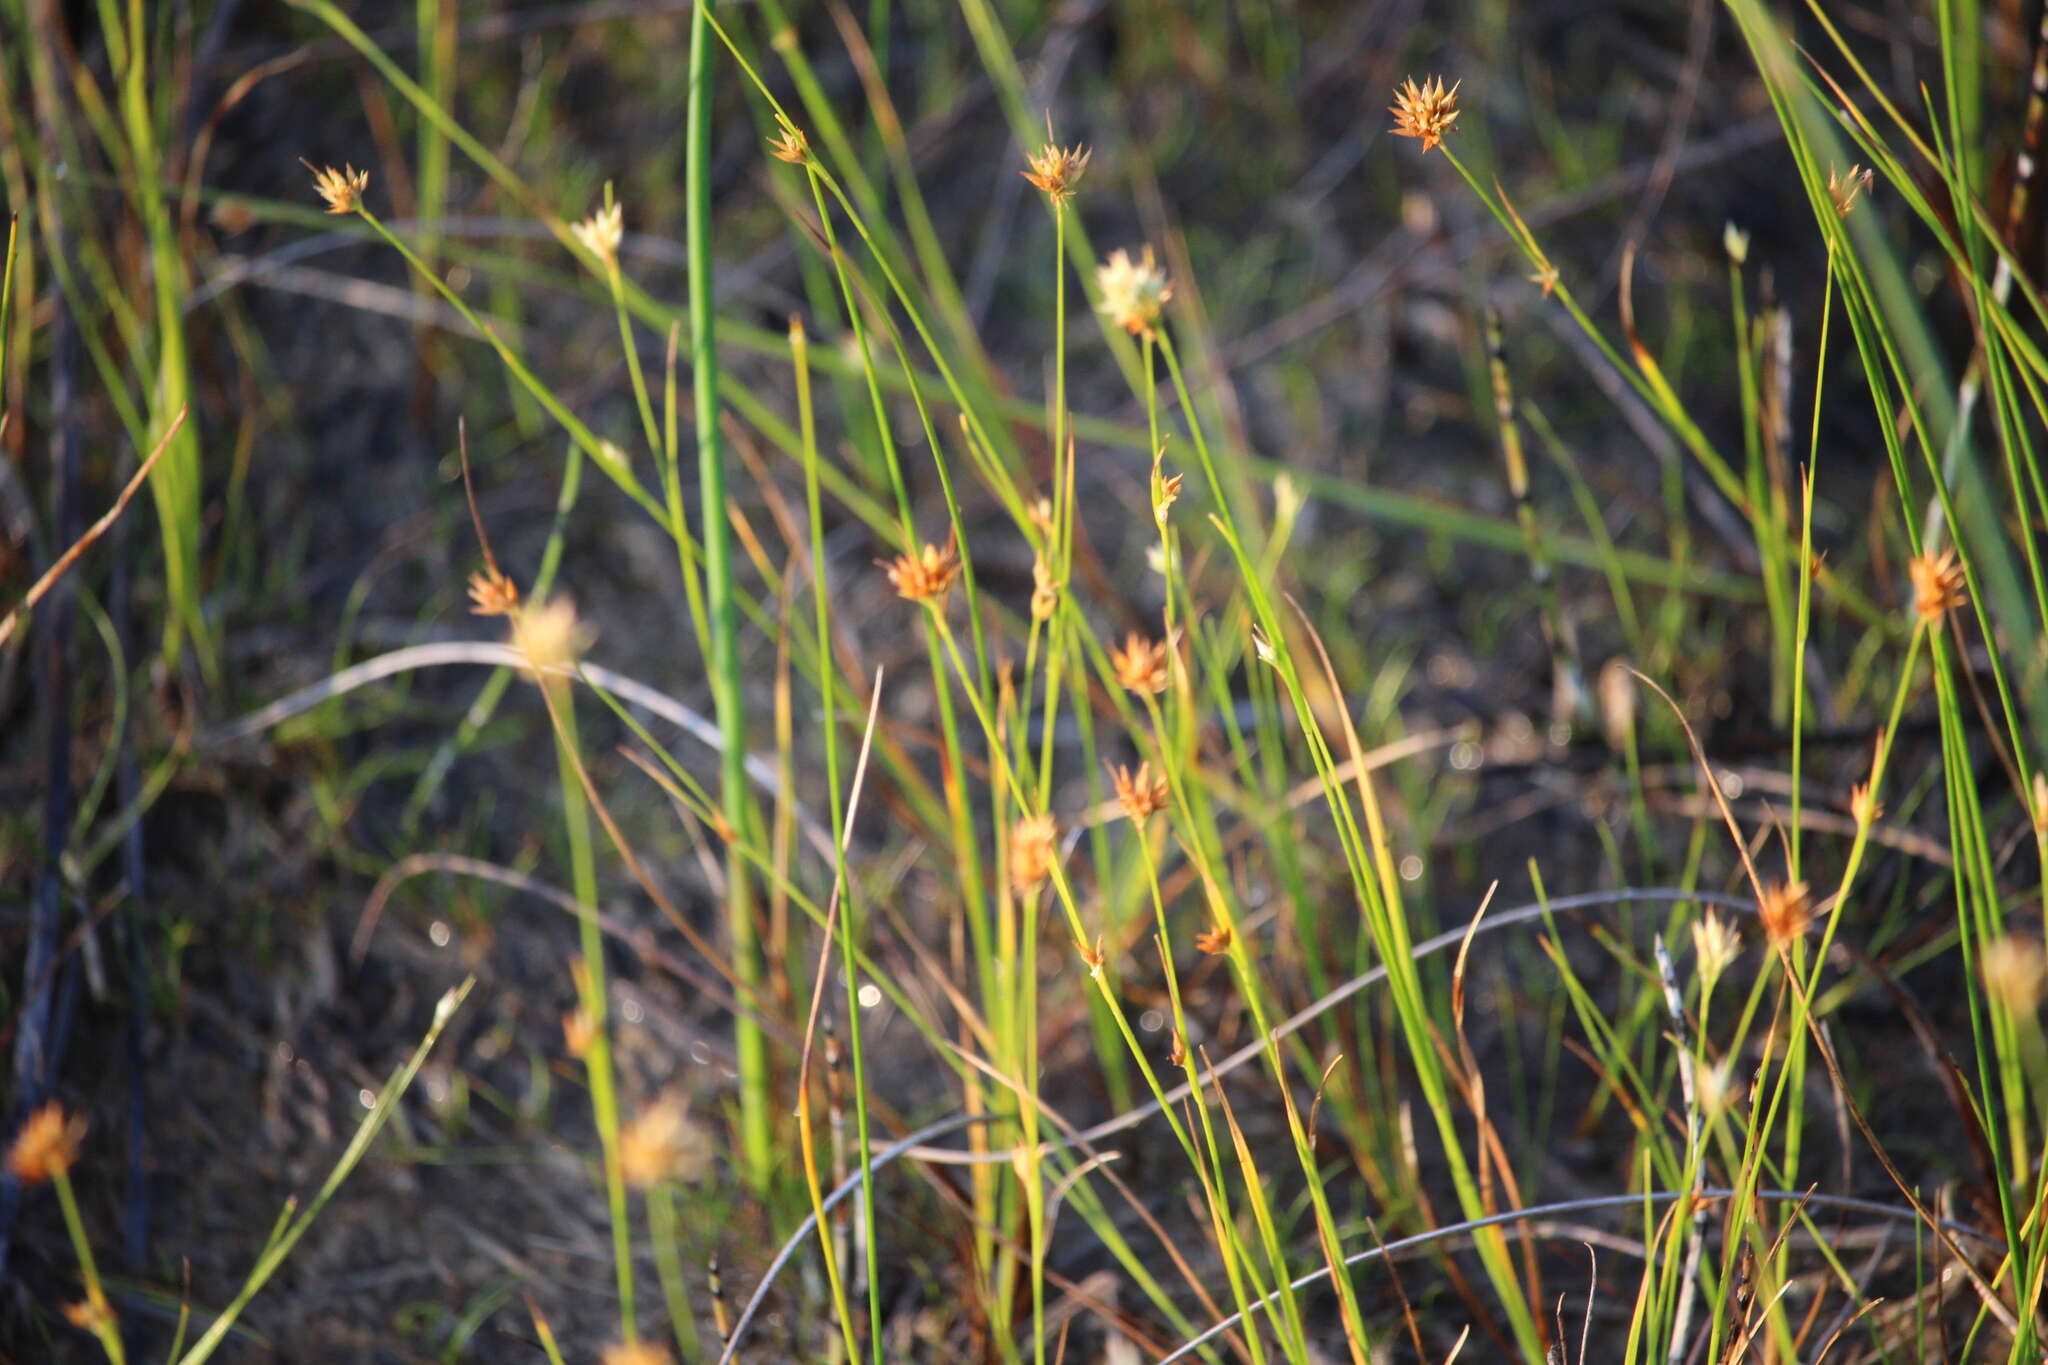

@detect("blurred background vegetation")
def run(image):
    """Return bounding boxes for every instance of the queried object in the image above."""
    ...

[6,0,2048,1360]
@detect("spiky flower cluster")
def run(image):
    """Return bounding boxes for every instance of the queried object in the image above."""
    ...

[1010,813,1059,892]
[307,162,369,215]
[468,567,521,618]
[7,1101,84,1184]
[1022,135,1091,206]
[1909,548,1966,622]
[767,117,810,166]
[1756,879,1813,950]
[1111,631,1172,695]
[1390,76,1461,153]
[1111,761,1169,822]
[1154,468,1184,524]
[882,536,962,603]
[1828,163,1874,217]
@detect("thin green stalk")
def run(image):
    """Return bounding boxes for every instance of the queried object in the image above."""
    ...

[53,1170,125,1365]
[542,683,636,1337]
[649,1184,705,1362]
[688,0,771,1198]
[794,319,885,1364]
[178,980,473,1365]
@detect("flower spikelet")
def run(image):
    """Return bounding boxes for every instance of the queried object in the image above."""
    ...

[1982,935,2047,1013]
[1756,880,1813,950]
[1022,126,1091,206]
[63,1290,114,1336]
[468,567,521,617]
[1110,631,1172,695]
[1111,762,1170,822]
[573,201,625,267]
[1828,163,1874,217]
[1096,247,1171,337]
[1390,76,1461,153]
[307,161,369,214]
[1691,911,1741,988]
[882,536,961,604]
[1909,548,1966,622]
[767,117,810,165]
[8,1102,84,1185]
[511,595,590,674]
[618,1094,712,1187]
[1010,813,1058,892]
[1030,554,1060,621]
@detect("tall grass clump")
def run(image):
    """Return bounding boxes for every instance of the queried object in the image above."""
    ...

[2,0,210,673]
[12,2,2048,1363]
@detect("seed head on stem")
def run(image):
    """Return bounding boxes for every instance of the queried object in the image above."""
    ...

[1110,761,1170,822]
[7,1102,84,1184]
[1010,813,1059,892]
[573,200,625,269]
[305,160,369,215]
[881,535,962,604]
[1390,76,1461,153]
[1022,115,1091,206]
[1756,880,1812,951]
[1908,547,1966,622]
[1111,631,1172,695]
[1096,247,1171,338]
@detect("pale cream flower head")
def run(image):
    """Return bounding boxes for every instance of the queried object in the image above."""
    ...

[1096,246,1171,338]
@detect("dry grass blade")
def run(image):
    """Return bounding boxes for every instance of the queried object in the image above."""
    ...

[209,639,835,858]
[0,406,185,651]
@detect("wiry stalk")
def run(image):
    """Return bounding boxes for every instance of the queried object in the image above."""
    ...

[1486,306,1583,728]
[688,0,771,1196]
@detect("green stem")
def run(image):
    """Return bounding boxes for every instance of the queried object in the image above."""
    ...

[689,0,770,1198]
